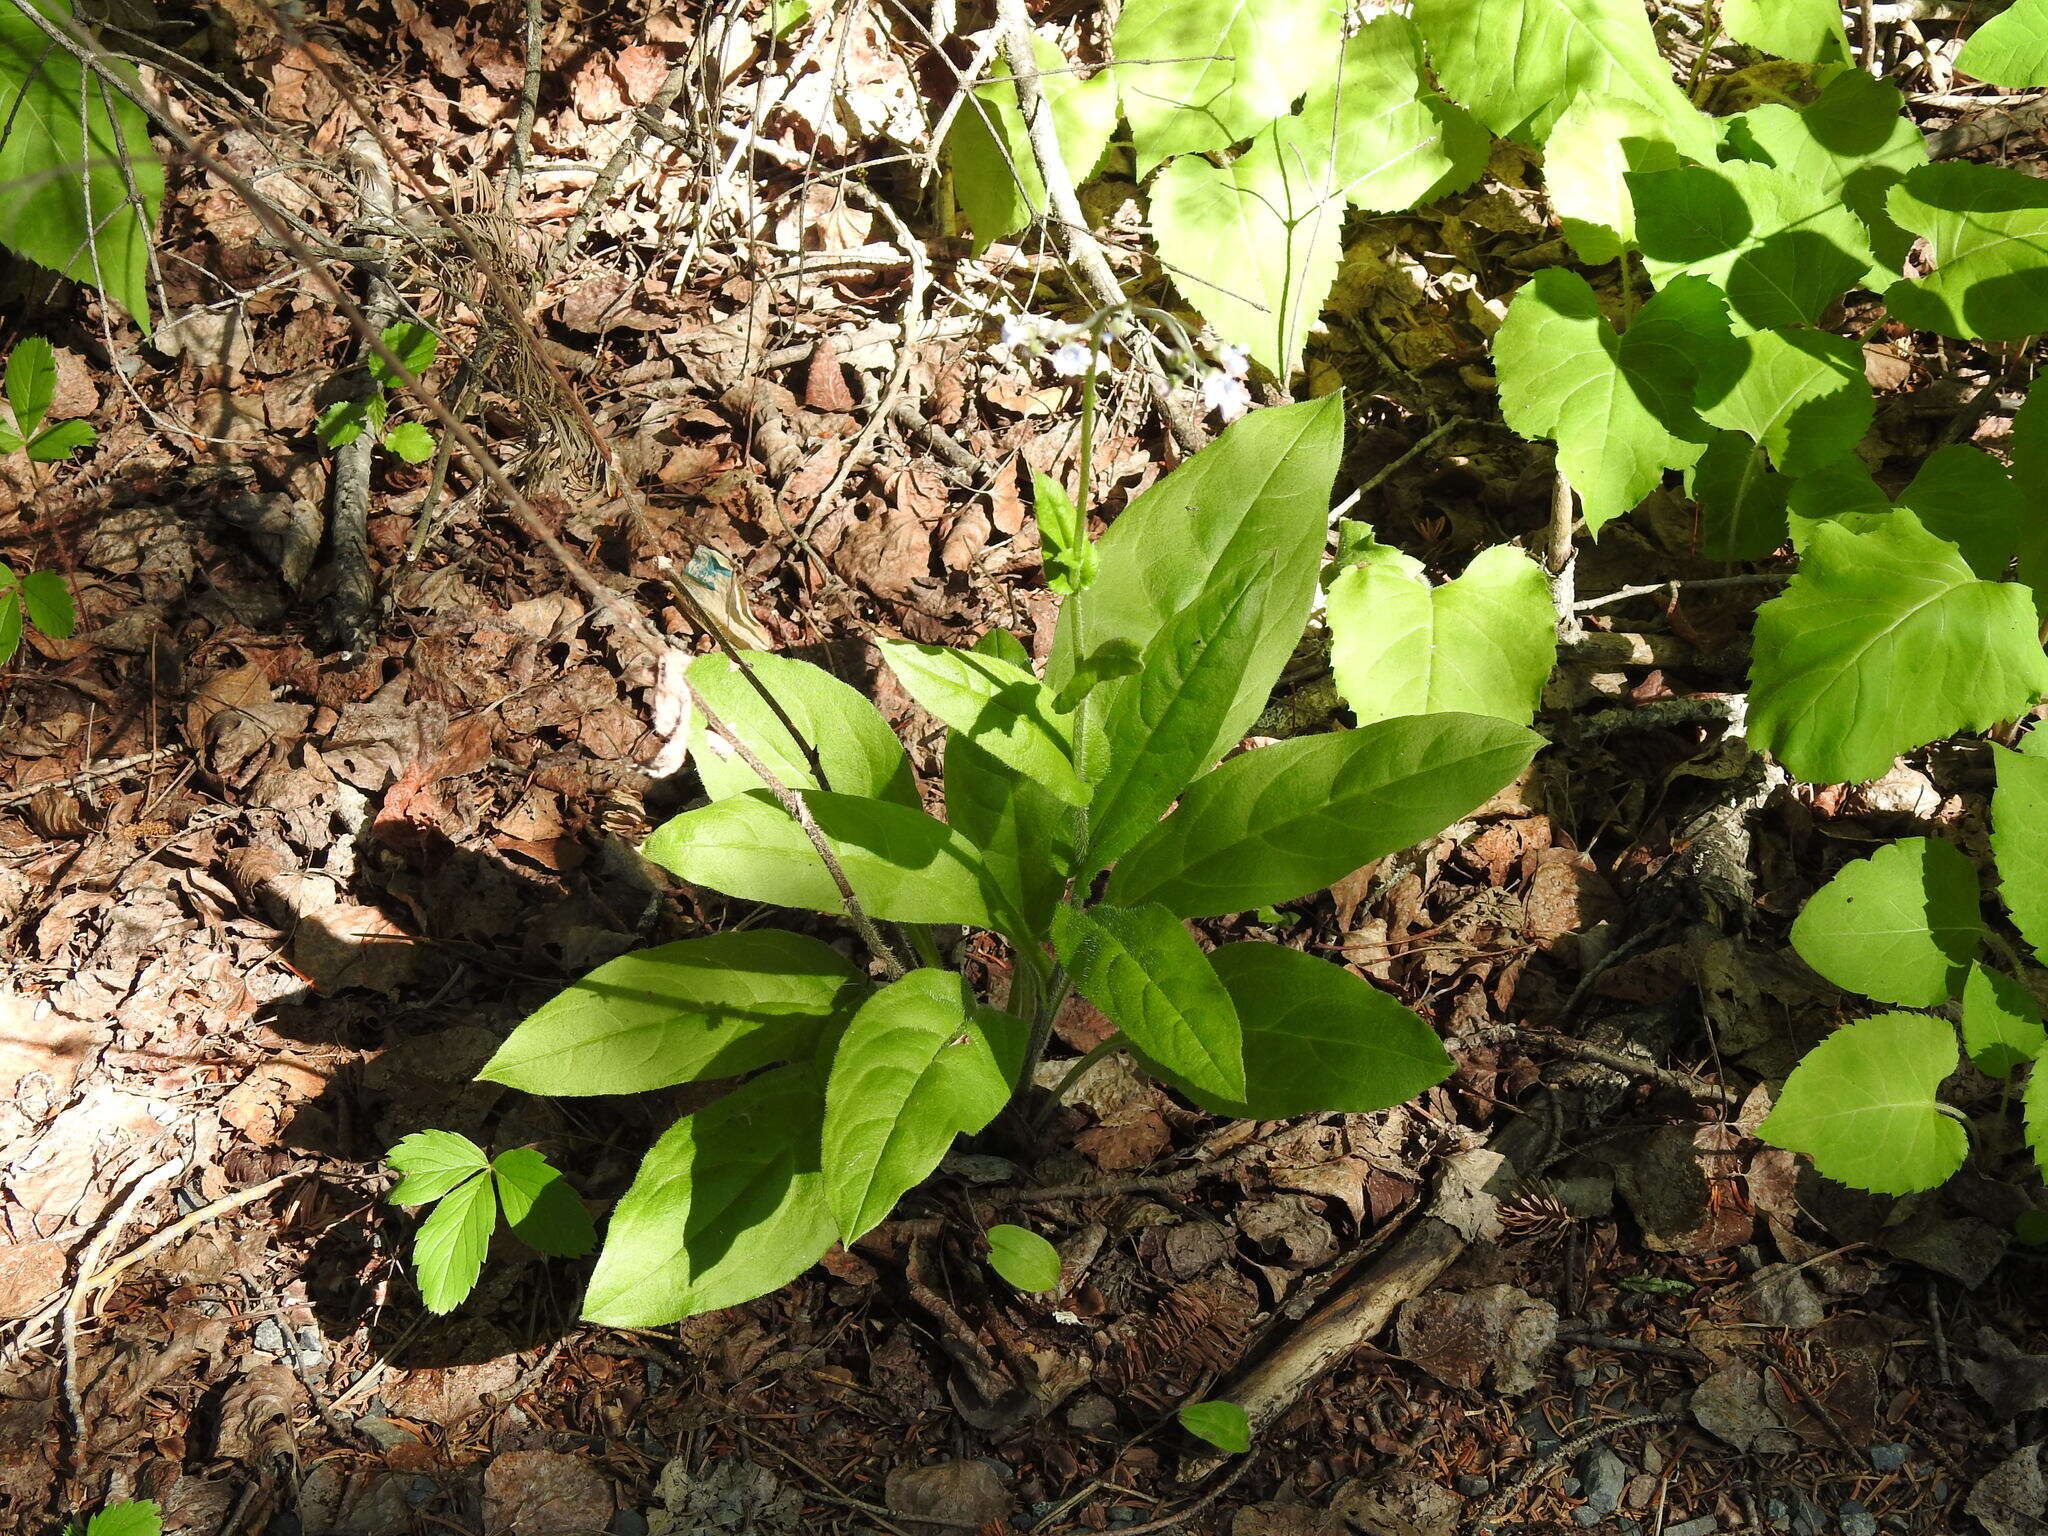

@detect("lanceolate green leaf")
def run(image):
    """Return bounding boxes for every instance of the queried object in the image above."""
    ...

[944,730,1075,942]
[1788,837,1981,1007]
[986,1224,1062,1291]
[0,2,162,328]
[1993,741,2048,958]
[479,931,864,1095]
[1113,0,1344,173]
[1757,1012,1966,1196]
[1327,543,1556,727]
[948,34,1117,251]
[644,789,1000,929]
[413,1168,496,1314]
[584,1064,838,1325]
[5,336,53,439]
[687,651,918,807]
[822,971,1025,1241]
[1136,943,1453,1118]
[1494,268,1715,531]
[1696,326,1873,476]
[1886,162,2048,341]
[1963,963,2046,1078]
[1107,713,1542,918]
[1053,902,1245,1102]
[1748,511,2048,783]
[1411,0,1715,151]
[878,638,1085,806]
[1958,0,2048,88]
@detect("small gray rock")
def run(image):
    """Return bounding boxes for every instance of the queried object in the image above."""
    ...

[1840,1499,1877,1536]
[1578,1446,1628,1517]
[1454,1475,1491,1498]
[1665,1519,1717,1536]
[1789,1490,1827,1536]
[1764,1497,1790,1529]
[1572,1510,1602,1529]
[1560,1477,1580,1497]
[1868,1443,1909,1474]
[252,1318,290,1357]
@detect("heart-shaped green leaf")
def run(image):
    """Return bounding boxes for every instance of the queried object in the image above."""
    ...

[1757,1012,1966,1195]
[1789,837,1980,1007]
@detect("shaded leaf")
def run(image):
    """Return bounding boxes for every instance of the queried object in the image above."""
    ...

[492,1148,598,1257]
[986,1223,1061,1291]
[1053,902,1245,1102]
[1963,963,2045,1078]
[1757,1012,1965,1196]
[1788,837,1981,1007]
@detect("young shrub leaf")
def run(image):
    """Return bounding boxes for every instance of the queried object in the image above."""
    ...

[1107,713,1541,919]
[822,971,1026,1242]
[1178,1400,1251,1454]
[1962,963,2046,1079]
[491,1148,597,1257]
[1052,903,1245,1102]
[1757,1013,1966,1196]
[1788,838,1981,1007]
[6,336,54,439]
[1494,269,1720,532]
[1993,740,2048,958]
[382,421,437,463]
[19,569,74,638]
[1131,943,1453,1118]
[387,1129,492,1205]
[26,418,94,461]
[0,587,20,667]
[1327,543,1556,727]
[369,320,439,387]
[878,639,1086,805]
[644,789,999,928]
[583,1064,838,1325]
[1958,0,2048,90]
[1748,511,2048,783]
[1113,0,1343,173]
[1886,163,2048,341]
[412,1166,496,1313]
[944,730,1076,943]
[71,1502,162,1536]
[687,650,919,806]
[1686,431,1790,561]
[478,930,864,1096]
[1695,327,1873,477]
[1028,468,1096,597]
[986,1223,1062,1292]
[947,35,1116,251]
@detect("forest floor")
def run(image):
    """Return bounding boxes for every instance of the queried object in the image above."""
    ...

[2,2,2047,1534]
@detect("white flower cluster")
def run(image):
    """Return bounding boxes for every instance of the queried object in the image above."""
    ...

[998,309,1254,421]
[1000,312,1110,377]
[1200,343,1252,423]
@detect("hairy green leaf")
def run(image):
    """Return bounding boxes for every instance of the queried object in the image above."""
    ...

[986,1223,1062,1291]
[1108,714,1542,919]
[1887,162,2048,341]
[1053,902,1245,1102]
[1958,0,2048,87]
[1789,837,1981,1007]
[480,931,863,1095]
[1748,511,2048,783]
[1697,326,1872,476]
[644,789,1001,929]
[1757,1012,1966,1195]
[1963,963,2045,1078]
[492,1148,597,1257]
[823,970,1025,1241]
[1328,543,1556,726]
[880,639,1085,805]
[687,650,918,807]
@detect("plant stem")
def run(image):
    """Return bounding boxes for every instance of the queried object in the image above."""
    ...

[1036,1034,1122,1123]
[1018,964,1071,1095]
[907,924,943,970]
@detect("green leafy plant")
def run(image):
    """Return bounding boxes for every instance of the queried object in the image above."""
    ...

[386,1130,596,1312]
[0,560,76,667]
[1,338,95,461]
[986,1223,1062,1292]
[394,392,1540,1325]
[1177,1399,1251,1454]
[61,1500,160,1536]
[317,320,441,462]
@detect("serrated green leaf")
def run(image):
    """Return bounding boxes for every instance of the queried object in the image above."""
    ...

[1543,98,1684,264]
[1114,0,1344,173]
[1896,443,2025,579]
[6,336,53,439]
[1748,510,2048,783]
[1134,942,1452,1118]
[0,6,162,328]
[1959,0,2048,87]
[687,650,918,807]
[822,970,1025,1241]
[2028,1061,2048,1180]
[583,1064,837,1324]
[382,420,436,463]
[479,930,864,1095]
[1308,17,1487,215]
[1412,0,1715,151]
[1029,468,1095,596]
[1697,326,1872,477]
[0,593,20,667]
[879,639,1085,805]
[81,1501,162,1536]
[1721,71,1926,273]
[19,569,74,638]
[1109,714,1542,919]
[1993,742,2048,957]
[491,1147,597,1257]
[1053,902,1245,1102]
[944,730,1075,942]
[948,35,1117,250]
[1757,1012,1965,1195]
[1963,963,2046,1078]
[1494,269,1719,532]
[1789,837,1981,1006]
[1886,162,2048,341]
[387,1129,492,1205]
[26,418,94,461]
[644,789,1000,929]
[1785,456,1891,528]
[369,320,439,387]
[316,392,385,448]
[413,1167,496,1313]
[1629,159,1875,331]
[1328,543,1556,726]
[1721,0,1851,62]
[1178,1399,1251,1453]
[1687,430,1790,560]
[986,1223,1061,1291]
